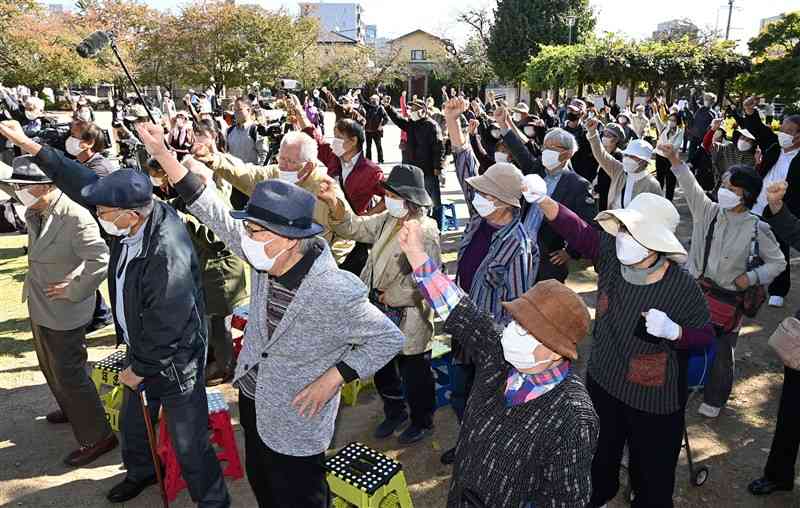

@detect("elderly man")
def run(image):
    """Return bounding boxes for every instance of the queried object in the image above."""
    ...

[226,97,270,208]
[192,122,354,263]
[563,99,600,184]
[286,96,385,274]
[0,156,115,467]
[135,121,405,507]
[0,120,231,507]
[385,97,446,229]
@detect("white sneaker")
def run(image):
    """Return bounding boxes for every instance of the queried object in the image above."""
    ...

[768,296,785,308]
[698,403,721,418]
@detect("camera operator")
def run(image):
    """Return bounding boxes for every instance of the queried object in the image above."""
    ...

[66,120,117,178]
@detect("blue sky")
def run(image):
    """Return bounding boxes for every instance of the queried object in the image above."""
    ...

[45,0,799,50]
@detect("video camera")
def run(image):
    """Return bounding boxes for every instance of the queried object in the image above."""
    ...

[36,123,72,152]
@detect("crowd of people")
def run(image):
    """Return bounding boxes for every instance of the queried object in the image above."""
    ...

[0,77,799,508]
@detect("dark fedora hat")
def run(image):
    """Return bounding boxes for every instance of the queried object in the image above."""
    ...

[1,155,53,184]
[382,164,432,207]
[230,180,323,239]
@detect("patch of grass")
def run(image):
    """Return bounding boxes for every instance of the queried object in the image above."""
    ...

[0,233,114,358]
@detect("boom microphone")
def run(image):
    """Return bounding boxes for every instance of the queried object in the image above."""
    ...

[76,31,111,58]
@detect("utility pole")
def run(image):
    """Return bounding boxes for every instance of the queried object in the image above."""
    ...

[725,0,734,39]
[567,15,577,44]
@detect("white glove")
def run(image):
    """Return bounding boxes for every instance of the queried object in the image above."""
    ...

[522,174,547,203]
[644,309,681,341]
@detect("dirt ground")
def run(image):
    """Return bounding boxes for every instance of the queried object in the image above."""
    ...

[2,163,800,507]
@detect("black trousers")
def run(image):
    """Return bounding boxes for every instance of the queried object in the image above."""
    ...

[120,365,230,507]
[239,393,329,508]
[450,363,476,423]
[587,376,685,508]
[597,168,611,211]
[374,351,436,429]
[339,242,370,276]
[655,154,677,201]
[92,290,112,324]
[366,132,384,163]
[769,237,791,298]
[764,366,800,485]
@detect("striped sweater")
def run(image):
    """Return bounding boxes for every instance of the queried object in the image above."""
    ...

[453,143,539,326]
[549,204,713,415]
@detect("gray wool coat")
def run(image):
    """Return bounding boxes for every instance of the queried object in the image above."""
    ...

[187,184,404,456]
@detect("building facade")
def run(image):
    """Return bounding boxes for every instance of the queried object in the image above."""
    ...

[387,30,449,99]
[299,2,366,43]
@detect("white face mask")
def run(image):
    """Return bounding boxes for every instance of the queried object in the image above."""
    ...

[240,235,288,272]
[15,187,41,208]
[501,320,553,371]
[25,110,39,121]
[717,187,741,210]
[65,136,84,157]
[622,156,642,174]
[279,170,300,185]
[409,111,421,122]
[490,129,501,139]
[541,149,562,170]
[99,213,132,237]
[77,110,91,123]
[494,152,509,163]
[472,193,497,218]
[523,126,536,137]
[330,138,347,157]
[385,196,408,218]
[615,232,651,266]
[778,131,796,149]
[737,139,753,152]
[150,176,165,187]
[512,113,522,123]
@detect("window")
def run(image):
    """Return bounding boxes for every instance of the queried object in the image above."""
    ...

[410,49,426,61]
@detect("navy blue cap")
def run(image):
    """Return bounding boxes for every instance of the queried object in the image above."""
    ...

[80,169,153,208]
[230,180,323,239]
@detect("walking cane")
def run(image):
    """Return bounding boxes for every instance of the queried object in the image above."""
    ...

[138,385,169,508]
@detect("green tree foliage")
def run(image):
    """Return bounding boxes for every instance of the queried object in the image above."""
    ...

[435,35,497,93]
[138,3,319,93]
[525,35,747,104]
[739,12,800,104]
[487,0,595,82]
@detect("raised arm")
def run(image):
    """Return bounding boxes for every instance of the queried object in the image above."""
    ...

[385,104,411,131]
[585,117,623,178]
[739,96,780,158]
[0,121,98,210]
[657,143,711,220]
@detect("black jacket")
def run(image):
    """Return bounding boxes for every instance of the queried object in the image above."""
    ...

[503,131,596,282]
[386,106,445,174]
[362,101,388,133]
[564,123,599,183]
[33,146,206,389]
[737,109,800,217]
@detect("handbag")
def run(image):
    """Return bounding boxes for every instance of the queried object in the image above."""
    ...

[698,214,743,333]
[741,218,767,318]
[768,317,800,370]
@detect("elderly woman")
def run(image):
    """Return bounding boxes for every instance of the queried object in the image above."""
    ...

[586,117,663,209]
[703,118,757,182]
[660,145,785,419]
[594,122,626,211]
[528,185,714,508]
[322,164,440,444]
[654,110,685,201]
[397,218,598,507]
[441,97,538,464]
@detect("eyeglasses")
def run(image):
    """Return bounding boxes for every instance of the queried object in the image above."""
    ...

[243,221,269,239]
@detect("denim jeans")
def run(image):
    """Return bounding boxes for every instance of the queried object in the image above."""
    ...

[120,358,230,507]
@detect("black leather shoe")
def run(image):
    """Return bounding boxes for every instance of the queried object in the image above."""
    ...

[107,476,158,503]
[748,477,794,496]
[373,413,408,439]
[440,447,456,465]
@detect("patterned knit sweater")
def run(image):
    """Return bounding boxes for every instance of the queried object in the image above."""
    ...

[444,298,599,508]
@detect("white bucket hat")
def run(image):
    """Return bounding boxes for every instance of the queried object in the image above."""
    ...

[737,128,756,141]
[622,139,654,161]
[595,192,687,263]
